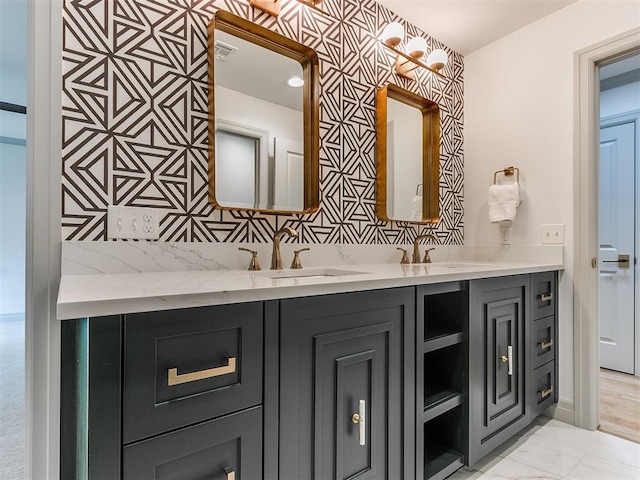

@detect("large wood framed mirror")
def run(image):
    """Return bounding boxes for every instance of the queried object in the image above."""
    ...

[207,11,320,214]
[376,84,440,223]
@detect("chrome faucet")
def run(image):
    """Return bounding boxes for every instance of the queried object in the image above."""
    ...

[412,233,438,263]
[271,227,298,270]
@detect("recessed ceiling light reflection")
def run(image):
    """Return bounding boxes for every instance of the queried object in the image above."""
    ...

[285,76,304,87]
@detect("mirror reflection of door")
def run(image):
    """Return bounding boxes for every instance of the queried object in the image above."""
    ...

[216,130,259,208]
[386,97,423,221]
[273,138,303,211]
[214,29,304,211]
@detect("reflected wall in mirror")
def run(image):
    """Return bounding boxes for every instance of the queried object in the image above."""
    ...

[376,84,440,223]
[207,11,320,214]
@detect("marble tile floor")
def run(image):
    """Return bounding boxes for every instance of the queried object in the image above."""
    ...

[449,416,640,480]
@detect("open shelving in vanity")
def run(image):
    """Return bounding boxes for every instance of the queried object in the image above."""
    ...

[417,282,468,480]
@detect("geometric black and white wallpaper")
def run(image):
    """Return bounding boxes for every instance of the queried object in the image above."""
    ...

[62,0,463,244]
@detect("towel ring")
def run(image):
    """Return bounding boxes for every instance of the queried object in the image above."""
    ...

[416,184,423,195]
[493,166,520,185]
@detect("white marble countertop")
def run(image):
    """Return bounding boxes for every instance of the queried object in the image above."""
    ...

[57,260,563,320]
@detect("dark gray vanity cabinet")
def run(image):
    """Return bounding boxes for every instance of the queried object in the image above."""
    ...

[61,302,268,480]
[468,275,529,466]
[278,287,415,480]
[60,271,559,479]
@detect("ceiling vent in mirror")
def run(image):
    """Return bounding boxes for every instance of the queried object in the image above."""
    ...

[214,40,238,61]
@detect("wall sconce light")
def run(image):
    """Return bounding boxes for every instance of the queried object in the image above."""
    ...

[250,0,328,17]
[249,0,281,17]
[297,0,329,15]
[381,22,448,81]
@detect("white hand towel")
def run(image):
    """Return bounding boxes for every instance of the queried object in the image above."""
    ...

[410,195,422,221]
[488,183,521,224]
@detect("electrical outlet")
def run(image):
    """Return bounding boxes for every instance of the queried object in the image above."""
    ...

[499,225,512,245]
[107,206,162,240]
[541,224,565,244]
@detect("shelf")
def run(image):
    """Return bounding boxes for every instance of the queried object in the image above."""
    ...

[423,387,463,422]
[424,447,464,480]
[424,326,464,353]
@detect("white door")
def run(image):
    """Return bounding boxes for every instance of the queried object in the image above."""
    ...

[599,121,635,374]
[274,138,303,211]
[216,130,258,209]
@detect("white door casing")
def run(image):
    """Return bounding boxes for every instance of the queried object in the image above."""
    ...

[574,27,640,431]
[599,121,635,374]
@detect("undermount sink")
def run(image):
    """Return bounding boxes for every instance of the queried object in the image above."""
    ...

[248,268,369,280]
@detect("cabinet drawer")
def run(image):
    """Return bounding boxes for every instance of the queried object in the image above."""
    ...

[531,271,556,320]
[531,361,555,416]
[531,315,555,369]
[123,406,262,480]
[123,303,263,443]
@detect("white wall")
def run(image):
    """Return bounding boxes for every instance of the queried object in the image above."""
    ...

[601,81,640,118]
[0,0,27,317]
[0,142,26,315]
[216,85,303,158]
[465,1,640,413]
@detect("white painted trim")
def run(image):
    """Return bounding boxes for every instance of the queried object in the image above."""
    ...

[26,0,62,478]
[544,397,575,425]
[574,27,640,430]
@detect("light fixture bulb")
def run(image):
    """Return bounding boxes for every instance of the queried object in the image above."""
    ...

[427,49,448,71]
[406,37,427,59]
[286,76,304,87]
[382,22,404,47]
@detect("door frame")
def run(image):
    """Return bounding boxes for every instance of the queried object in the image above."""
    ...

[26,0,63,478]
[574,27,640,430]
[600,111,640,377]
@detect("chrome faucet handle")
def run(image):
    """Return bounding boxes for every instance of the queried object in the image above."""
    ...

[423,247,436,264]
[290,248,310,269]
[397,248,410,265]
[238,247,261,271]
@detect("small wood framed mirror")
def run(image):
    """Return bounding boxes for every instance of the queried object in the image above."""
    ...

[375,84,440,223]
[208,11,320,214]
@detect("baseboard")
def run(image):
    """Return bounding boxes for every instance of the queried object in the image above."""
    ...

[542,397,575,425]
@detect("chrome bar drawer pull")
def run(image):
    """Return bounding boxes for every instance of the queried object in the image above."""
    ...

[352,399,366,446]
[539,339,554,350]
[167,357,237,386]
[224,467,236,480]
[538,293,553,302]
[539,385,553,399]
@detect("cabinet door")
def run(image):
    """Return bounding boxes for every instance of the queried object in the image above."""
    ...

[123,406,262,480]
[468,276,529,466]
[279,288,415,480]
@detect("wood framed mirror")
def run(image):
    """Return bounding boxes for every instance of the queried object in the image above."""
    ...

[376,84,440,223]
[207,11,320,214]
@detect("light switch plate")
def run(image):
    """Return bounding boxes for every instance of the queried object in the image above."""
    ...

[541,224,564,244]
[107,206,162,240]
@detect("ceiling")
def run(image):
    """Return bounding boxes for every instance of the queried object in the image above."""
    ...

[375,0,577,55]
